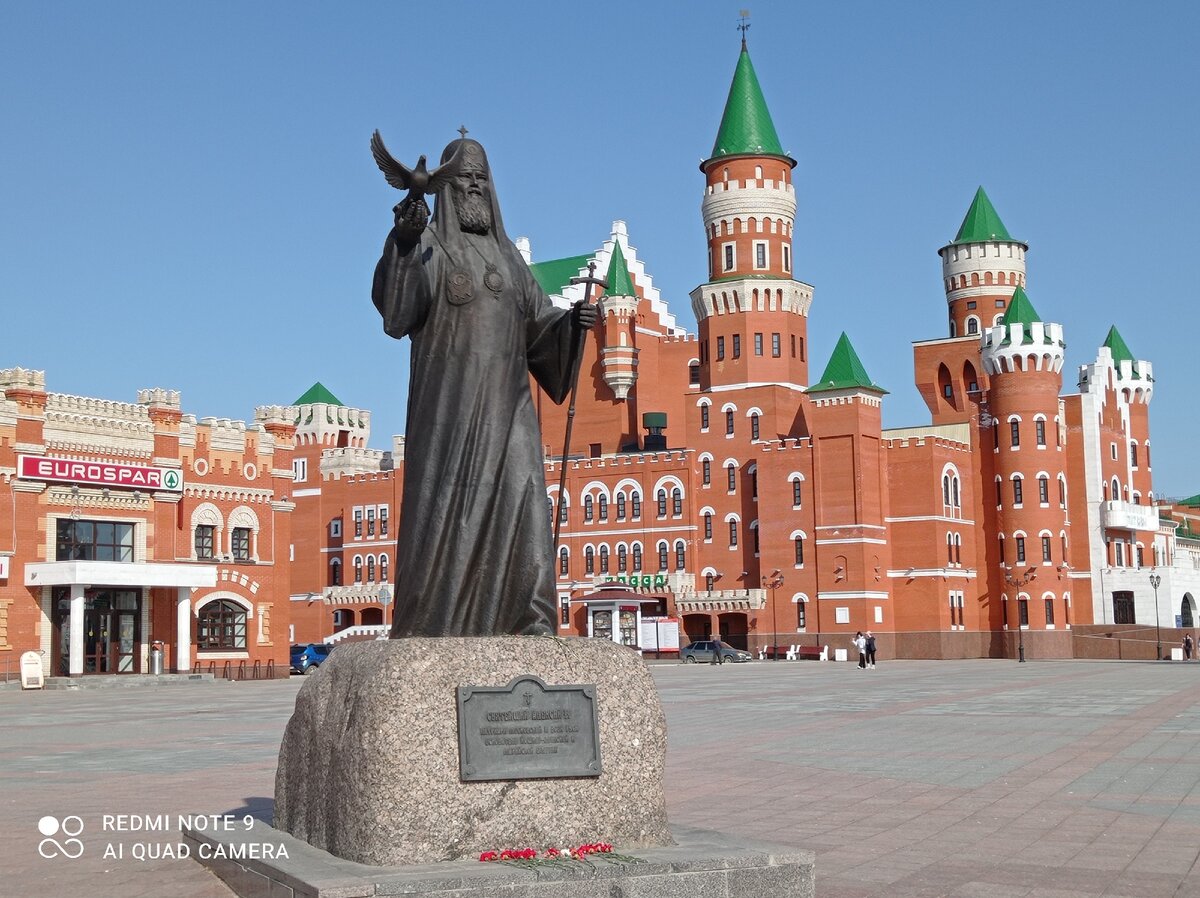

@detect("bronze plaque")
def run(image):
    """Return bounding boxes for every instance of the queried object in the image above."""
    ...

[456,675,602,781]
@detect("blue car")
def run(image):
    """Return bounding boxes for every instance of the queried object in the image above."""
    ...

[290,643,333,675]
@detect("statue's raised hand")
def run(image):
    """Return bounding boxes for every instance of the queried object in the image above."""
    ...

[393,196,429,248]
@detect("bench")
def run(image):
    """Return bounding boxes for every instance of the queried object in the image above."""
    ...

[795,645,828,661]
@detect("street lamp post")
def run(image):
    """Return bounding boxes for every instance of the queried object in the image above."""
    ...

[762,570,784,660]
[1004,567,1036,663]
[1150,572,1162,660]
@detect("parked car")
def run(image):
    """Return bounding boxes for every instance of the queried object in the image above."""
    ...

[681,641,753,663]
[290,643,334,675]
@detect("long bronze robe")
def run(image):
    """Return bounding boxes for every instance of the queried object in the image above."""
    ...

[372,191,580,636]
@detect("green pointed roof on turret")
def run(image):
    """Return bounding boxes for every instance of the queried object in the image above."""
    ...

[293,382,343,406]
[997,285,1053,346]
[604,240,636,298]
[807,333,888,395]
[708,43,791,164]
[952,186,1017,245]
[1103,324,1144,380]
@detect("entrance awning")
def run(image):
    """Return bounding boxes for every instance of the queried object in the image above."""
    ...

[570,589,669,605]
[25,561,218,589]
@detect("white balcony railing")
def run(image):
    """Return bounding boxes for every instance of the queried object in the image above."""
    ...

[1100,500,1159,532]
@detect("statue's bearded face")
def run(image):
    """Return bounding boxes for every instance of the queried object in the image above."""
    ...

[453,166,492,235]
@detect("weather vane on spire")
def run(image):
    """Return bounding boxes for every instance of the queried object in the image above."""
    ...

[738,9,751,49]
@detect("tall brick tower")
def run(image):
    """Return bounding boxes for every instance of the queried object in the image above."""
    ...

[690,38,813,392]
[916,187,1028,425]
[980,287,1070,652]
[598,240,639,401]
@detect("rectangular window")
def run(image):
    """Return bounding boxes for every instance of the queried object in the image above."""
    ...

[1045,598,1055,626]
[292,458,307,483]
[727,466,737,492]
[1039,478,1049,504]
[1010,421,1020,448]
[366,507,376,536]
[726,410,735,436]
[195,524,215,561]
[723,244,734,271]
[379,506,388,537]
[1036,420,1046,446]
[728,521,738,547]
[1113,591,1135,624]
[689,363,700,385]
[1016,537,1026,563]
[732,334,741,359]
[782,244,791,271]
[771,333,781,357]
[792,480,802,507]
[966,301,977,310]
[794,537,804,565]
[717,336,725,361]
[702,459,711,484]
[704,515,713,540]
[232,527,251,562]
[1019,599,1029,627]
[330,518,342,539]
[701,404,710,430]
[791,334,796,357]
[1013,478,1023,505]
[58,519,135,563]
[1042,536,1052,563]
[755,242,767,269]
[754,333,763,356]
[1131,443,1138,467]
[353,508,362,537]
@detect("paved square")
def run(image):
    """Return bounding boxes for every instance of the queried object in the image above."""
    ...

[3,659,1199,897]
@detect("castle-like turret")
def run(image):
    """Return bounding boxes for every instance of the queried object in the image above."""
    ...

[598,239,639,400]
[690,40,812,390]
[981,287,1070,638]
[939,187,1028,339]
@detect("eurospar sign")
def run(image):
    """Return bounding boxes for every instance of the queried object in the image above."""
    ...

[18,456,183,492]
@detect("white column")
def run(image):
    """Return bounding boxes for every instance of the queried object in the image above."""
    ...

[176,588,193,672]
[68,585,85,677]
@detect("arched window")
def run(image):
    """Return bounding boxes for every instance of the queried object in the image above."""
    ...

[631,491,641,518]
[792,476,803,507]
[632,543,643,571]
[1010,419,1020,448]
[966,317,979,335]
[616,493,626,520]
[727,463,737,492]
[700,404,710,430]
[598,495,608,521]
[794,535,805,566]
[599,544,610,573]
[703,459,712,484]
[705,573,715,591]
[617,544,628,572]
[366,555,376,582]
[353,555,363,583]
[585,546,595,574]
[672,487,682,516]
[380,554,389,584]
[657,489,667,518]
[1013,476,1024,506]
[726,410,735,435]
[657,542,669,572]
[1038,475,1049,504]
[329,557,342,586]
[674,540,686,571]
[751,414,760,441]
[197,600,247,650]
[558,547,569,576]
[704,512,713,541]
[729,520,739,547]
[584,495,594,522]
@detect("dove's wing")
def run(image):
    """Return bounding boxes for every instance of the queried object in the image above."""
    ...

[370,130,412,190]
[425,141,466,195]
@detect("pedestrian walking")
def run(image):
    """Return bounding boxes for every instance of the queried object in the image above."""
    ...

[853,631,867,669]
[1183,634,1193,662]
[865,631,877,669]
[710,634,725,665]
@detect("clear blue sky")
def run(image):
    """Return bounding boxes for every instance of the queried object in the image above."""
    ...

[2,2,1197,496]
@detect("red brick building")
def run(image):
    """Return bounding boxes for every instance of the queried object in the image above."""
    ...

[0,369,295,679]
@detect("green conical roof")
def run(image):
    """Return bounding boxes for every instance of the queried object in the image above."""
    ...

[604,240,636,297]
[293,382,343,406]
[807,333,887,395]
[1103,325,1135,364]
[709,46,788,162]
[997,286,1053,346]
[953,187,1014,245]
[1103,325,1144,380]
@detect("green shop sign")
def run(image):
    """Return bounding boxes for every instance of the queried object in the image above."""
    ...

[605,575,667,589]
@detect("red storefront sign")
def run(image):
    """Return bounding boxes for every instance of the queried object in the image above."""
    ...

[18,455,183,492]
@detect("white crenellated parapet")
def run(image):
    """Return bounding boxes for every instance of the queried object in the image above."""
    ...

[0,368,47,392]
[980,320,1066,376]
[513,236,532,264]
[689,276,813,322]
[600,294,638,321]
[200,417,249,453]
[254,405,293,428]
[701,180,796,234]
[939,239,1027,303]
[320,446,388,478]
[1078,349,1154,404]
[290,402,372,447]
[137,388,181,409]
